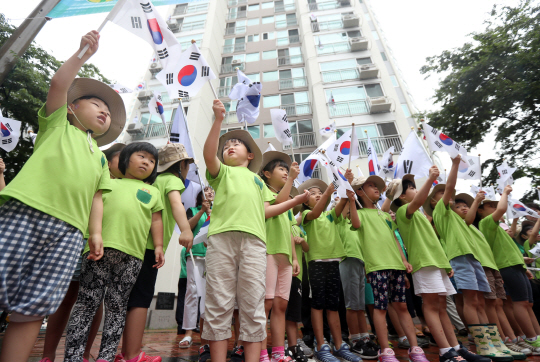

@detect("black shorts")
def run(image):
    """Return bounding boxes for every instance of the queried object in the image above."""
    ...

[286,277,302,322]
[127,249,159,309]
[308,261,340,311]
[500,265,533,303]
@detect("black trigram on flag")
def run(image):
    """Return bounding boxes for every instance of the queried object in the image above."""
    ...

[2,139,12,145]
[189,52,201,61]
[178,90,189,98]
[170,132,180,143]
[336,156,344,163]
[468,171,476,177]
[131,16,142,28]
[284,129,291,138]
[281,114,287,123]
[201,66,210,76]
[403,160,413,174]
[334,144,339,152]
[120,88,128,93]
[434,140,443,149]
[157,49,169,59]
[4,123,13,132]
[166,73,174,85]
[430,128,437,135]
[140,2,152,13]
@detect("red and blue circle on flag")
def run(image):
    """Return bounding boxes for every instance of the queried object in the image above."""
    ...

[147,18,164,45]
[0,122,10,137]
[178,65,197,86]
[439,133,453,146]
[339,141,351,155]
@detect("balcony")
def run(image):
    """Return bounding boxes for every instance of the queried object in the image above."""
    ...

[225,26,246,35]
[368,96,392,114]
[173,2,209,15]
[358,135,402,157]
[227,11,247,20]
[275,19,298,28]
[223,43,246,54]
[224,111,239,124]
[342,14,360,28]
[149,65,163,79]
[278,77,308,90]
[349,36,369,51]
[278,54,303,66]
[321,68,359,83]
[275,4,296,12]
[280,102,312,116]
[283,132,317,150]
[167,20,179,32]
[218,86,232,98]
[172,97,190,104]
[311,19,343,32]
[358,63,379,79]
[220,62,244,74]
[316,41,350,55]
[228,0,247,6]
[178,20,206,32]
[328,100,369,117]
[276,35,300,46]
[131,122,172,141]
[308,0,351,11]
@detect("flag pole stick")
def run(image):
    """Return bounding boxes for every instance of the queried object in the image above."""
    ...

[348,123,355,170]
[478,153,483,190]
[321,150,363,209]
[417,120,435,163]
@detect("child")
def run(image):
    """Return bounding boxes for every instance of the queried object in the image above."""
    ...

[104,142,126,179]
[0,31,125,362]
[389,168,475,362]
[477,185,540,353]
[299,179,360,362]
[120,143,195,362]
[346,174,426,362]
[200,99,309,362]
[259,150,301,362]
[64,142,164,362]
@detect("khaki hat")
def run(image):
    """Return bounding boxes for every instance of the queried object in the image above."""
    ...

[454,193,475,208]
[102,143,125,160]
[218,130,262,173]
[389,174,415,212]
[67,78,126,147]
[260,150,292,174]
[422,184,456,217]
[157,143,195,173]
[351,175,386,193]
[298,179,330,209]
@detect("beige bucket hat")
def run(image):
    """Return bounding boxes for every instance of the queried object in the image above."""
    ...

[260,150,292,174]
[218,130,262,172]
[422,184,456,217]
[387,174,415,212]
[454,193,475,207]
[351,175,386,193]
[157,143,195,173]
[298,179,330,209]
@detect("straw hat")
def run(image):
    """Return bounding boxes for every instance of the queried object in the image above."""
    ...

[422,184,456,217]
[351,175,386,193]
[218,130,262,172]
[388,174,415,212]
[102,143,125,160]
[67,78,126,147]
[260,150,292,174]
[454,193,475,208]
[157,143,194,173]
[298,179,330,209]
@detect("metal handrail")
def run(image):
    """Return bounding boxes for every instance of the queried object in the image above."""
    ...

[280,102,312,116]
[308,0,351,11]
[227,11,247,20]
[358,136,403,156]
[316,40,350,55]
[275,19,298,28]
[221,63,244,73]
[225,26,246,35]
[328,100,369,117]
[276,35,300,46]
[275,4,296,12]
[282,132,316,149]
[321,68,359,83]
[218,86,232,97]
[277,54,303,66]
[311,19,343,32]
[178,20,206,32]
[223,43,246,53]
[278,77,308,90]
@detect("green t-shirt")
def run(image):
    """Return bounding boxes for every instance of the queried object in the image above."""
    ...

[395,205,451,273]
[337,218,363,261]
[523,240,540,279]
[432,199,480,261]
[302,209,345,262]
[266,191,295,263]
[180,247,187,279]
[480,215,525,269]
[83,179,164,260]
[0,104,111,233]
[187,205,208,258]
[146,173,185,252]
[356,209,405,274]
[292,224,306,281]
[468,224,498,270]
[207,164,274,243]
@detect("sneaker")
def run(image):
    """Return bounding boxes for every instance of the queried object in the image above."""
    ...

[351,339,377,360]
[314,343,340,362]
[416,337,430,349]
[516,337,538,355]
[145,356,163,362]
[199,344,212,362]
[303,335,315,349]
[39,359,53,362]
[114,353,124,362]
[288,345,309,362]
[120,351,147,362]
[84,359,89,362]
[397,338,410,349]
[271,354,293,362]
[231,345,246,362]
[334,342,362,362]
[457,347,493,362]
[408,346,429,362]
[505,340,531,356]
[377,348,400,362]
[521,336,540,355]
[298,338,314,358]
[438,349,465,362]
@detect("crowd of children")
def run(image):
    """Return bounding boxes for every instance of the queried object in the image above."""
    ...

[2,31,540,362]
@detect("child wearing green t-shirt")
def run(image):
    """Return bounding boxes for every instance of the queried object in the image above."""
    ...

[103,142,126,179]
[64,142,164,362]
[202,100,309,362]
[477,185,540,353]
[346,173,426,362]
[0,31,126,362]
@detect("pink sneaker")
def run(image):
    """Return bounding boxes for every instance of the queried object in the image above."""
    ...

[408,346,429,362]
[378,348,400,362]
[39,359,53,362]
[145,355,162,362]
[114,353,124,362]
[84,359,90,362]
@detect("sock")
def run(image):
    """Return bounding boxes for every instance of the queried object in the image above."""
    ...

[350,333,361,344]
[439,347,453,356]
[521,335,527,340]
[453,344,461,351]
[360,332,370,341]
[399,336,407,343]
[526,336,538,342]
[260,349,269,362]
[271,346,285,360]
[512,338,519,343]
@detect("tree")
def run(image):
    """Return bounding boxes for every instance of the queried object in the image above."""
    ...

[419,0,540,203]
[0,14,111,184]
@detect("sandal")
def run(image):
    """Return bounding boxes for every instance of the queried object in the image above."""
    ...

[422,327,431,336]
[179,336,193,348]
[415,328,426,338]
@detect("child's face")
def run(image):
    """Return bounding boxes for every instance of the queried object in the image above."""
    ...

[306,187,323,208]
[357,181,380,203]
[265,165,289,189]
[389,210,396,222]
[222,140,253,167]
[180,160,190,179]
[126,151,155,180]
[479,202,497,218]
[108,153,123,179]
[452,201,469,219]
[400,185,417,203]
[69,98,111,135]
[430,189,448,208]
[204,187,215,201]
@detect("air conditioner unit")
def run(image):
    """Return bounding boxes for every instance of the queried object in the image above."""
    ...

[126,122,145,134]
[231,59,243,65]
[150,63,158,68]
[343,14,355,20]
[349,37,368,51]
[350,37,361,42]
[361,65,371,70]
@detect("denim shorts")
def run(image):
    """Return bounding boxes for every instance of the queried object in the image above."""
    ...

[449,254,491,293]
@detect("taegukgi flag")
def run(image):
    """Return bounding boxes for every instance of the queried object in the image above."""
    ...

[423,123,468,167]
[193,215,210,246]
[0,116,21,152]
[228,69,253,100]
[394,131,432,179]
[157,43,216,99]
[378,146,395,179]
[325,129,360,167]
[297,133,337,183]
[320,120,336,136]
[366,134,379,176]
[148,91,167,126]
[109,83,134,94]
[507,198,540,219]
[236,83,262,124]
[458,155,482,181]
[270,109,292,146]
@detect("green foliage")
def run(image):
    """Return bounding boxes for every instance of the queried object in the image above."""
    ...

[0,14,111,183]
[420,0,540,202]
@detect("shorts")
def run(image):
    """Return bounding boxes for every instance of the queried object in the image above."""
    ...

[71,239,89,282]
[365,279,374,305]
[339,257,366,311]
[411,266,456,296]
[127,249,159,309]
[285,277,302,322]
[0,200,83,320]
[367,269,407,310]
[266,253,292,300]
[483,267,506,300]
[450,254,491,292]
[308,260,340,311]
[500,265,533,303]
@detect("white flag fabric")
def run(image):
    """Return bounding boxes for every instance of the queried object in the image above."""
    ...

[170,104,200,185]
[109,83,134,94]
[182,179,202,210]
[135,81,146,91]
[319,156,354,199]
[28,131,37,145]
[378,146,395,179]
[458,155,482,181]
[236,82,262,124]
[111,0,181,68]
[0,116,21,152]
[157,43,216,99]
[366,134,379,176]
[497,160,516,184]
[310,13,317,21]
[356,165,364,177]
[148,91,167,126]
[270,109,292,145]
[325,129,360,167]
[228,69,252,100]
[507,198,540,219]
[470,185,497,201]
[394,131,432,179]
[297,134,337,183]
[193,215,210,246]
[319,121,336,136]
[423,123,468,166]
[265,143,277,152]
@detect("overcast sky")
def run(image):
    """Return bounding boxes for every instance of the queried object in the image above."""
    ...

[2,0,533,199]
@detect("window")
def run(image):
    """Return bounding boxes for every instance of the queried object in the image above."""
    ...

[247,18,259,26]
[336,125,377,138]
[248,4,259,11]
[247,73,261,82]
[325,87,366,103]
[371,31,380,40]
[246,52,260,62]
[377,122,398,136]
[248,125,260,139]
[262,32,275,40]
[380,52,388,61]
[262,1,274,8]
[248,34,260,42]
[262,15,274,24]
[390,75,399,87]
[356,57,372,65]
[401,104,411,117]
[263,70,279,81]
[264,124,275,138]
[263,50,277,59]
[320,59,356,71]
[364,13,371,21]
[263,92,308,108]
[176,33,203,49]
[288,119,313,134]
[263,95,280,108]
[365,84,384,97]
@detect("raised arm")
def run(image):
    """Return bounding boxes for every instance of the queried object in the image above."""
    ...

[334,197,348,218]
[203,100,226,178]
[529,217,540,246]
[169,191,194,251]
[466,191,485,225]
[380,196,391,213]
[347,190,361,229]
[492,185,512,222]
[275,162,300,204]
[266,190,310,219]
[47,31,100,117]
[304,183,335,221]
[443,155,461,206]
[406,166,439,217]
